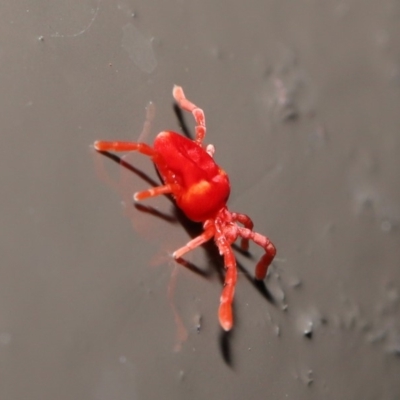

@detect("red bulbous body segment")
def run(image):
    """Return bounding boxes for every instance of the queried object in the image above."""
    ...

[94,86,276,331]
[153,131,230,221]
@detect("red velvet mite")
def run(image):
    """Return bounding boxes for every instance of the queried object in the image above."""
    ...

[94,86,276,331]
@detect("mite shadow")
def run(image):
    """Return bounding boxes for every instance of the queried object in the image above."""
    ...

[94,100,277,368]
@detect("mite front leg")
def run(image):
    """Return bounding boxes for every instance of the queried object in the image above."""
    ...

[134,184,175,201]
[94,141,156,155]
[94,138,178,197]
[173,85,206,145]
[205,144,215,157]
[238,228,276,280]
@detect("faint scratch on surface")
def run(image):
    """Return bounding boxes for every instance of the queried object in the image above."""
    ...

[137,101,156,142]
[168,264,189,352]
[121,23,157,73]
[50,0,101,38]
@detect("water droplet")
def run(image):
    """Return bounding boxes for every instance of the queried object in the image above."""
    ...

[0,332,12,345]
[193,314,202,333]
[178,370,185,381]
[303,322,313,339]
[380,219,392,232]
[274,325,281,337]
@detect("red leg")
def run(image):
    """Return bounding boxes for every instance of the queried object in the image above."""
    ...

[215,232,238,331]
[94,141,155,155]
[232,212,254,251]
[94,139,182,199]
[172,222,215,259]
[238,228,276,280]
[205,144,215,157]
[134,184,174,201]
[173,86,206,144]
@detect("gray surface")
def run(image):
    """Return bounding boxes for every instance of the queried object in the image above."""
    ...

[1,0,400,399]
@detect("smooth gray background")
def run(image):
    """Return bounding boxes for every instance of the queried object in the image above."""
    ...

[1,1,399,399]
